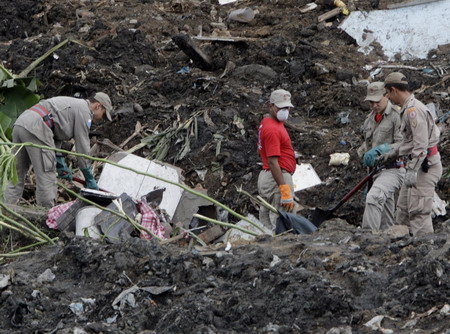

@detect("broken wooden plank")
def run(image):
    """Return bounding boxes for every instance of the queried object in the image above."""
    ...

[198,225,225,244]
[387,0,443,9]
[172,34,213,71]
[193,36,257,43]
[318,7,342,22]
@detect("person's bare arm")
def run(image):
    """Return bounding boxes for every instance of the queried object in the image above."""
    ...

[268,156,285,185]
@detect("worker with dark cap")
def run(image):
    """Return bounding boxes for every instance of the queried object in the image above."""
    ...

[4,92,113,207]
[358,82,405,232]
[377,72,441,236]
[257,89,297,232]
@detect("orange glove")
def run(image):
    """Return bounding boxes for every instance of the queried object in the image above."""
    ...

[279,184,294,212]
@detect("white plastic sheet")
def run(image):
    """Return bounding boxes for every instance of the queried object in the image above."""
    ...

[339,1,450,60]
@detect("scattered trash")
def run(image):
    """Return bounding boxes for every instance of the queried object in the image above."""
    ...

[106,314,118,324]
[219,0,237,4]
[31,290,41,298]
[299,3,318,13]
[432,192,448,218]
[112,285,139,310]
[270,255,281,267]
[336,111,350,124]
[329,153,350,166]
[0,274,10,289]
[364,315,395,334]
[69,303,84,316]
[440,304,450,316]
[225,242,232,251]
[228,8,256,23]
[37,269,56,284]
[333,0,349,15]
[176,66,190,74]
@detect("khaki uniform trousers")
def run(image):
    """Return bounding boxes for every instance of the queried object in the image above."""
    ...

[362,167,405,232]
[258,170,294,232]
[396,154,442,236]
[4,125,57,207]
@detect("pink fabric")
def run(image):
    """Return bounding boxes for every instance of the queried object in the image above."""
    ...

[45,200,166,240]
[137,200,166,240]
[46,201,76,229]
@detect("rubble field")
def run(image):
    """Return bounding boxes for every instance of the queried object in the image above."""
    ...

[0,0,449,333]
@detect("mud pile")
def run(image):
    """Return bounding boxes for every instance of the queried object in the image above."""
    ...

[1,220,449,333]
[1,0,450,332]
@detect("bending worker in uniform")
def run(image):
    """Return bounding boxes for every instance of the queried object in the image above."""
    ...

[358,82,405,232]
[257,89,297,232]
[4,92,113,207]
[380,72,442,236]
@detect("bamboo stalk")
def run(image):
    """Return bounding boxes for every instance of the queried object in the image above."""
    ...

[9,238,58,253]
[194,214,259,236]
[0,252,30,258]
[0,219,45,243]
[18,39,70,78]
[0,201,54,244]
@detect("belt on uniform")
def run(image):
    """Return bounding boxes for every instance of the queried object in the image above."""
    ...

[30,105,54,129]
[427,145,438,157]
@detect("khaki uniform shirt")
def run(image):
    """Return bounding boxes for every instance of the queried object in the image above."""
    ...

[15,96,93,168]
[362,101,403,149]
[397,94,440,169]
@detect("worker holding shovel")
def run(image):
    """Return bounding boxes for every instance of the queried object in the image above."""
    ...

[357,82,405,232]
[257,89,297,232]
[4,92,113,207]
[379,72,442,236]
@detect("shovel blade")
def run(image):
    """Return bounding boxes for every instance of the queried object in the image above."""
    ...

[310,207,334,227]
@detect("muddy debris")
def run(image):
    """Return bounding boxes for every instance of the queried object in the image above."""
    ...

[1,0,450,332]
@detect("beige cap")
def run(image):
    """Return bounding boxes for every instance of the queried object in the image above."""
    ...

[270,89,294,108]
[364,82,385,102]
[94,92,113,121]
[384,72,408,85]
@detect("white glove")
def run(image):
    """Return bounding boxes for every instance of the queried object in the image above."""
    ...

[404,168,417,188]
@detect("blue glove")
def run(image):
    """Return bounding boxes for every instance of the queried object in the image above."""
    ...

[56,156,73,181]
[80,167,99,190]
[363,144,391,167]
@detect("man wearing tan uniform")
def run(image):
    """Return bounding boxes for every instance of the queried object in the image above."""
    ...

[4,92,113,207]
[358,82,405,232]
[381,72,442,236]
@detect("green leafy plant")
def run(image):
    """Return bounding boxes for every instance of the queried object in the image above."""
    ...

[0,64,41,135]
[0,39,77,137]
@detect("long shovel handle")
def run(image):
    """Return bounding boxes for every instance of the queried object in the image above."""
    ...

[72,176,110,193]
[330,166,381,212]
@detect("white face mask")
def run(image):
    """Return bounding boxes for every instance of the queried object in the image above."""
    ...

[276,108,289,122]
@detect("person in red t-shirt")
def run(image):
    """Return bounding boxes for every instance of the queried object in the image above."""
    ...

[257,89,297,232]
